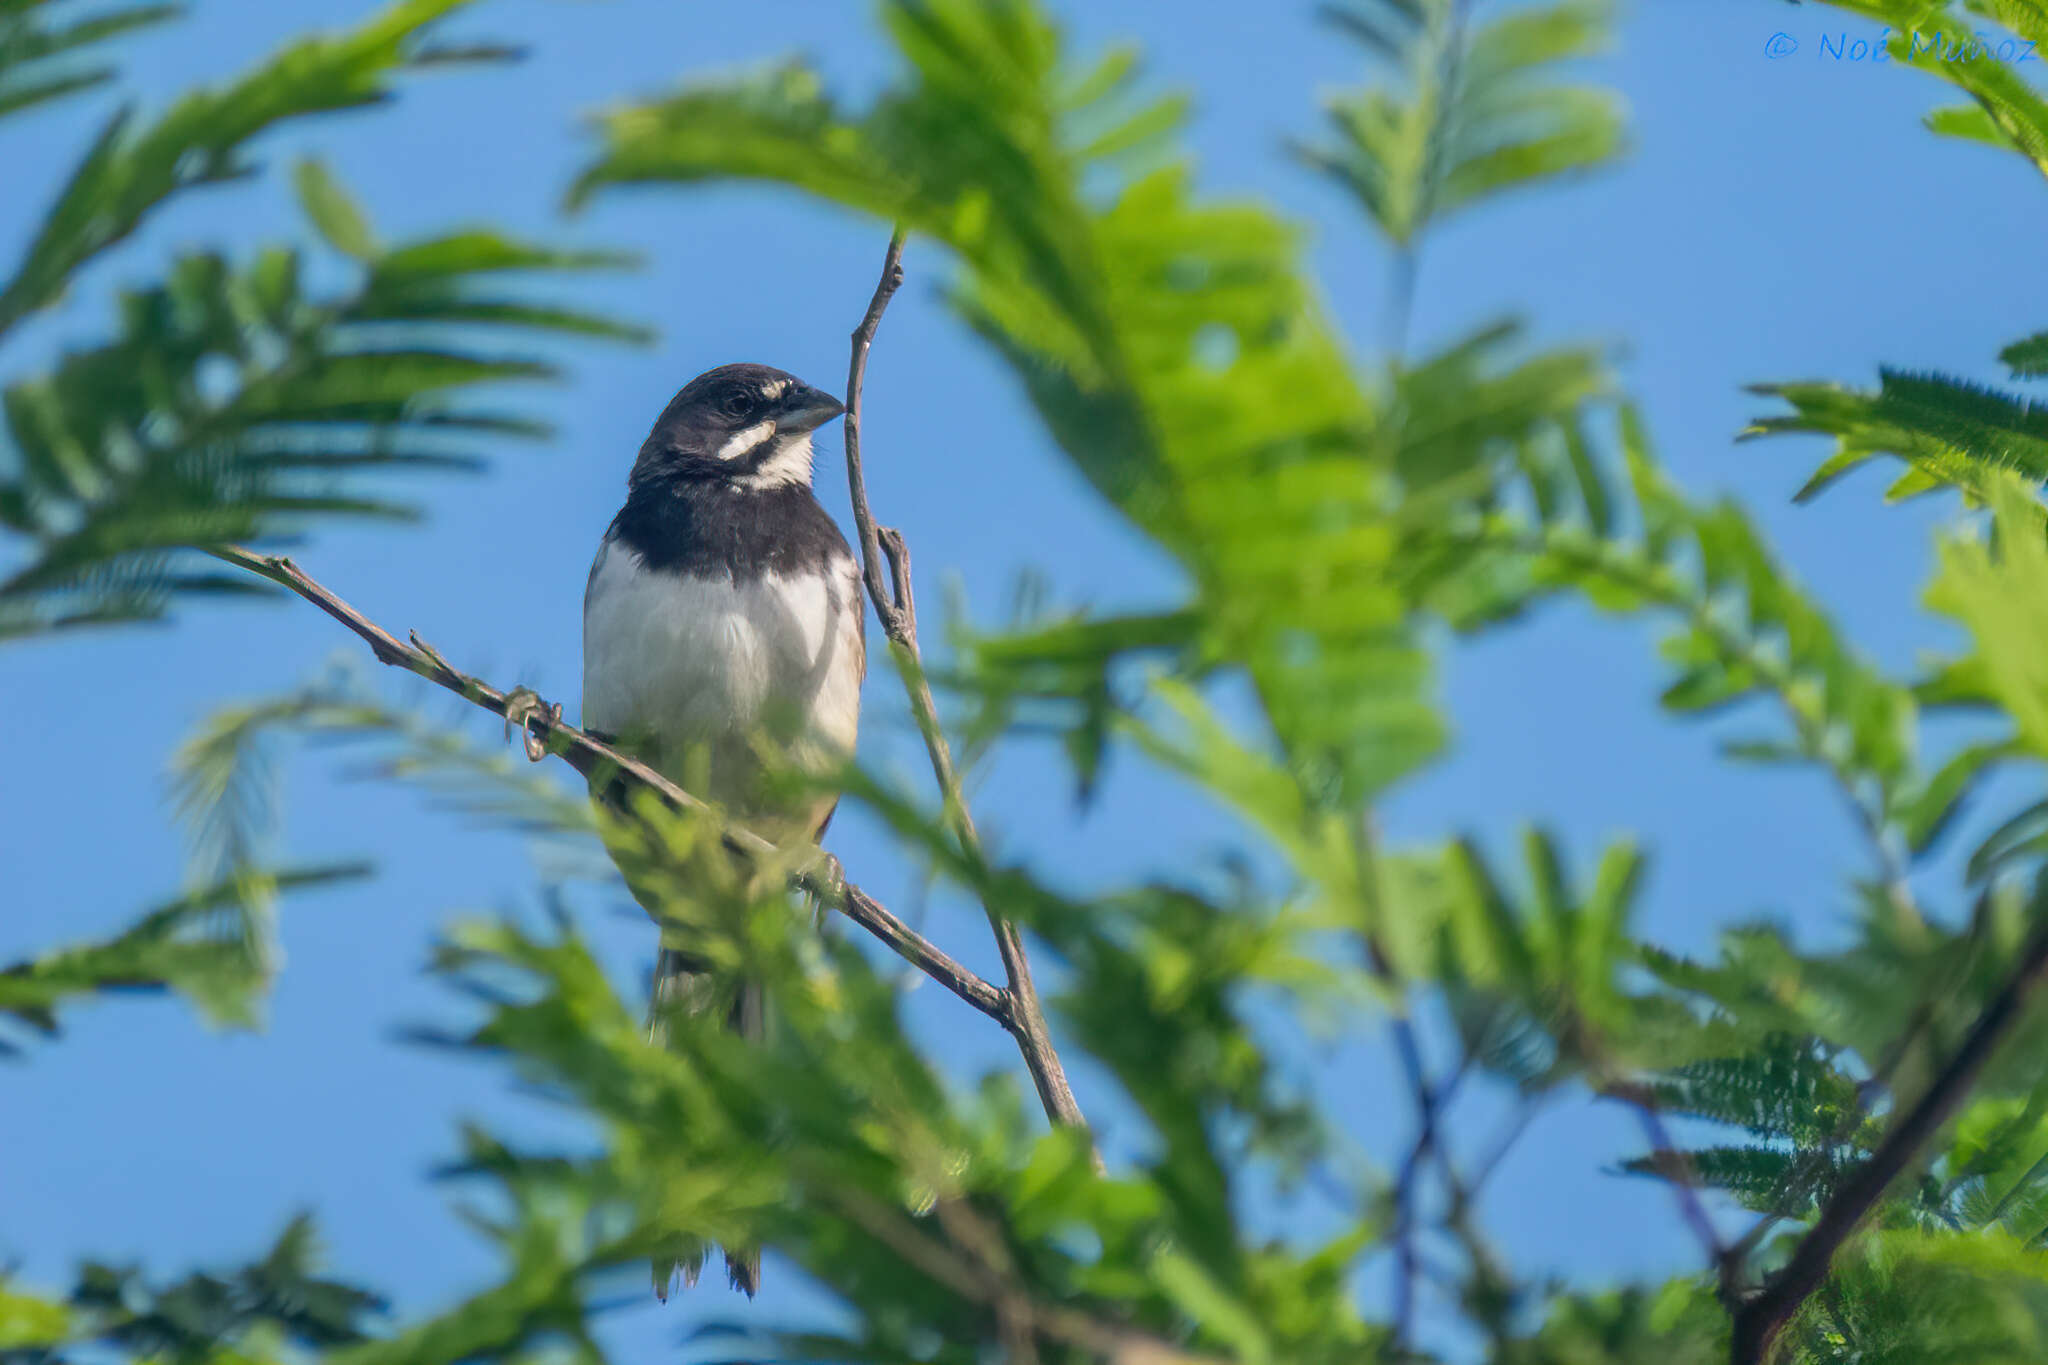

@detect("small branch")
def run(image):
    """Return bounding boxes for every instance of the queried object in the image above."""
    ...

[1598,1081,1732,1295]
[1633,1103,1728,1271]
[840,879,1006,1021]
[879,526,916,640]
[1354,821,1519,1355]
[1388,1025,1465,1349]
[1728,917,2048,1364]
[1352,812,1470,1353]
[206,545,1009,1027]
[840,232,1094,1147]
[1466,1095,1547,1196]
[844,231,910,639]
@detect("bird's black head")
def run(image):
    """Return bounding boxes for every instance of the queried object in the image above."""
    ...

[630,363,845,491]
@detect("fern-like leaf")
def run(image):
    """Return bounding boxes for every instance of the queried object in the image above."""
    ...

[1295,0,1623,247]
[1746,367,2048,508]
[0,181,643,638]
[0,863,367,1049]
[0,0,179,122]
[0,0,500,337]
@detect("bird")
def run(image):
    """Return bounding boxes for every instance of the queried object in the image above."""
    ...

[580,362,865,1300]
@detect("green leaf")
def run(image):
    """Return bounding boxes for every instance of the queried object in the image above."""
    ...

[1927,102,2016,151]
[1295,0,1623,247]
[1647,1034,1860,1146]
[0,1285,70,1350]
[1748,367,2048,510]
[1151,1247,1273,1365]
[39,1214,391,1362]
[1622,1142,1847,1215]
[2002,330,2048,379]
[1925,468,2048,759]
[0,863,367,1046]
[0,0,504,338]
[0,2,180,122]
[0,220,639,636]
[1903,739,2021,855]
[293,157,376,259]
[1417,402,1923,840]
[1869,7,2048,185]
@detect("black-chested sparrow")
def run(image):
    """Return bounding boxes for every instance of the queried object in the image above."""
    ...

[582,363,865,1299]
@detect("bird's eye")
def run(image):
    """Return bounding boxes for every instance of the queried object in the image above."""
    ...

[721,390,756,419]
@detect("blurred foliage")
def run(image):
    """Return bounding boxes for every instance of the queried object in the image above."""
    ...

[0,1214,384,1365]
[0,1,178,122]
[17,1,2048,1365]
[0,862,366,1051]
[0,0,645,640]
[1744,0,2048,518]
[0,0,639,1036]
[1294,0,1623,248]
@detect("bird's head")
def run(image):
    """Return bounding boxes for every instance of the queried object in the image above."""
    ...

[631,363,845,492]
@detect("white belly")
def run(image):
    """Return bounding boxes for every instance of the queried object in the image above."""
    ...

[582,538,862,823]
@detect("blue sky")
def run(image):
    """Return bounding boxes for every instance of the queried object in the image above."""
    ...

[5,0,2047,1357]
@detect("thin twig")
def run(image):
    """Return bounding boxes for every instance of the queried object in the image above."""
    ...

[1357,809,1517,1356]
[1386,1012,1450,1348]
[840,231,1093,1146]
[1598,1081,1732,1294]
[205,544,1010,1025]
[1466,1095,1548,1196]
[844,233,909,641]
[1351,808,1464,1353]
[1727,916,2048,1364]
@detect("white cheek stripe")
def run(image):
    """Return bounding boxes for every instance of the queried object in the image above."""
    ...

[715,420,776,462]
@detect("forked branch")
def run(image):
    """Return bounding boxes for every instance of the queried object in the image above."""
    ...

[840,230,1092,1141]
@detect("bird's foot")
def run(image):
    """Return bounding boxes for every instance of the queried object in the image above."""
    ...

[816,852,849,901]
[808,853,851,933]
[501,686,562,762]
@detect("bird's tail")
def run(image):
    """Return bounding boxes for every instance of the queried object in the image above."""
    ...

[648,945,765,1300]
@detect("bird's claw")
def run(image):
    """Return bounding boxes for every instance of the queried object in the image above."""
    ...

[817,852,850,901]
[502,687,562,763]
[808,853,851,934]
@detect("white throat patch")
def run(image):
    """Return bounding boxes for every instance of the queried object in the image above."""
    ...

[714,420,776,462]
[736,432,817,490]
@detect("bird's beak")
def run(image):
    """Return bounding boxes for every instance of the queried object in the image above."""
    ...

[778,385,846,435]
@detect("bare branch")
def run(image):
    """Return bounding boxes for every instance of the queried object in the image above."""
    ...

[1597,1081,1732,1295]
[1728,917,2048,1364]
[839,231,1094,1145]
[838,876,1007,1021]
[1467,1095,1548,1195]
[1386,1011,1451,1347]
[845,231,910,638]
[206,545,1010,1026]
[1351,810,1474,1351]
